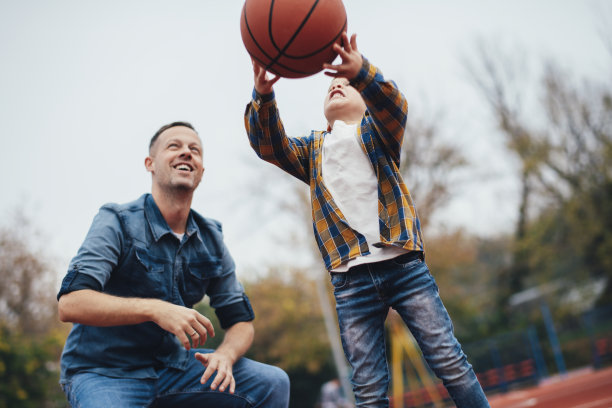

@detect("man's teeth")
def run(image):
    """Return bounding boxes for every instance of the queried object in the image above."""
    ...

[176,165,191,171]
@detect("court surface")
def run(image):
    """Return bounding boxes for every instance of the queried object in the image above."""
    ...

[488,366,612,408]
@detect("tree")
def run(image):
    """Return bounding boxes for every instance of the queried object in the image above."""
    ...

[464,38,612,310]
[0,213,67,407]
[197,268,337,408]
[400,111,468,229]
[0,214,59,335]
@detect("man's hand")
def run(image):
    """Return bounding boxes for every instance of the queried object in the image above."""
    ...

[252,59,280,96]
[323,32,363,80]
[194,322,254,394]
[195,351,236,393]
[150,300,215,350]
[58,290,214,351]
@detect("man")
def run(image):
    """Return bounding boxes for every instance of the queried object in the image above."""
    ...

[57,122,290,407]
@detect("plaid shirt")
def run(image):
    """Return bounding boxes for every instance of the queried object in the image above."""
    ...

[244,59,424,271]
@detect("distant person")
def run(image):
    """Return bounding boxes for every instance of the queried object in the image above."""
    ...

[57,122,290,407]
[244,32,490,407]
[320,378,352,408]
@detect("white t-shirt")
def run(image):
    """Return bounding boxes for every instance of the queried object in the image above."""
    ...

[321,120,407,272]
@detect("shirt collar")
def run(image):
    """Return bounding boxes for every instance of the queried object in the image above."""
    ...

[144,194,200,243]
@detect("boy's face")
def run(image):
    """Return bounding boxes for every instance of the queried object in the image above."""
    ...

[323,77,367,128]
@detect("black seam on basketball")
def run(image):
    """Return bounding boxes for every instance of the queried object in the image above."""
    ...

[266,0,320,70]
[243,2,278,67]
[249,52,317,76]
[243,1,312,76]
[281,17,346,59]
[243,0,341,76]
[268,0,279,53]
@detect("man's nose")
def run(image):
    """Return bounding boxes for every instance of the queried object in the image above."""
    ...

[178,146,192,157]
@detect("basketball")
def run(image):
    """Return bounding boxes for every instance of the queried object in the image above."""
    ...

[240,0,347,78]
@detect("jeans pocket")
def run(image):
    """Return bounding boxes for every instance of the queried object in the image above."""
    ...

[391,252,423,268]
[330,272,349,290]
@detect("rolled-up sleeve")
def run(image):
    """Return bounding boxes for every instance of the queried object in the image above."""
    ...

[57,206,124,299]
[206,241,255,329]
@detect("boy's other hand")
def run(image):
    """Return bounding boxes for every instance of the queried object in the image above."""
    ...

[252,59,280,96]
[323,32,362,80]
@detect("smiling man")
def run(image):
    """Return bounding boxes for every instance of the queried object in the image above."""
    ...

[57,122,290,408]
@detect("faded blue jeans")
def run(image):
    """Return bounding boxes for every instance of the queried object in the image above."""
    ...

[331,252,490,408]
[61,349,290,407]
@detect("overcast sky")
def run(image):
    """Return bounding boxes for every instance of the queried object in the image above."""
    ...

[0,0,609,280]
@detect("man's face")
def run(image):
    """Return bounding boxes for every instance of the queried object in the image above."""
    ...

[145,126,204,192]
[323,77,367,127]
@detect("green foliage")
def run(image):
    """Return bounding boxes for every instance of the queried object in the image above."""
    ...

[0,326,67,408]
[425,229,513,341]
[243,268,333,374]
[465,38,612,320]
[0,215,68,407]
[193,300,224,350]
[197,269,337,408]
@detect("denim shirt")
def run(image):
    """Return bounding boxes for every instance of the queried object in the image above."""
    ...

[58,194,253,382]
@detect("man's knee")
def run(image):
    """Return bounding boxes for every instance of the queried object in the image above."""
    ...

[266,366,290,392]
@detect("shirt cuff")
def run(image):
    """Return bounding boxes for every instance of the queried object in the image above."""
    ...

[57,271,103,300]
[215,294,255,329]
[349,57,375,93]
[252,88,276,105]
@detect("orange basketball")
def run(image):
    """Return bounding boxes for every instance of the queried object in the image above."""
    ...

[240,0,347,78]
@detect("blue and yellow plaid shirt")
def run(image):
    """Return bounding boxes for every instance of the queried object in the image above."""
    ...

[244,59,424,271]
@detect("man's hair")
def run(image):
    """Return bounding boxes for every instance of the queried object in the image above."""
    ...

[149,121,197,153]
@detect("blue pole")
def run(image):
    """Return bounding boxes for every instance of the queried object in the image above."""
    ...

[540,301,567,376]
[527,326,548,379]
[489,340,508,392]
[582,311,601,369]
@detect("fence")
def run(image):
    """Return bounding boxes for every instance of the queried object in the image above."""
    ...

[389,304,612,407]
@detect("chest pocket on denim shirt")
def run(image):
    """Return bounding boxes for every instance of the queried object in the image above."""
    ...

[181,259,223,307]
[131,247,170,298]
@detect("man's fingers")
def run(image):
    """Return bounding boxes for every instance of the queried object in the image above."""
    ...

[201,359,218,385]
[188,327,205,348]
[195,353,235,393]
[217,370,233,392]
[197,315,215,338]
[179,332,191,350]
[229,376,236,394]
[209,362,232,391]
[195,352,209,366]
[196,352,218,385]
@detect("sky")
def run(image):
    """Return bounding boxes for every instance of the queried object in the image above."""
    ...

[0,0,609,281]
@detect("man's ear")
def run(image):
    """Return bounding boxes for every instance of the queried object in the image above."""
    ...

[144,156,154,173]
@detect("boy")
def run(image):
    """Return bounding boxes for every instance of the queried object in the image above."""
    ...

[244,33,489,407]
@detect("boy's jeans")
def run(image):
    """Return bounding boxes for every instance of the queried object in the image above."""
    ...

[61,349,290,408]
[331,252,490,408]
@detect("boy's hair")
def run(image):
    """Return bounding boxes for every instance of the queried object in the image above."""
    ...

[149,121,198,153]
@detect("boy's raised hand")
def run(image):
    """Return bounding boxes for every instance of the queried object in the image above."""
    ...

[323,32,363,80]
[252,59,280,96]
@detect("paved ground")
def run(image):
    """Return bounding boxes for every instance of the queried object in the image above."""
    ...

[488,366,612,408]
